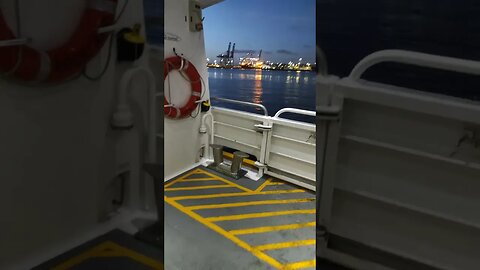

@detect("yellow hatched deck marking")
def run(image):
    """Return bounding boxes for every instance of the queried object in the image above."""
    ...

[52,241,163,270]
[165,196,284,269]
[187,198,314,210]
[255,239,316,251]
[175,167,254,192]
[205,209,315,222]
[164,179,181,188]
[282,260,316,269]
[229,222,316,235]
[215,177,254,192]
[165,169,219,188]
[178,178,220,182]
[170,189,305,201]
[165,167,315,270]
[164,184,232,191]
[255,177,273,192]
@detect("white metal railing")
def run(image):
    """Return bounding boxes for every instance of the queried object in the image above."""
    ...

[0,38,30,47]
[317,50,480,270]
[274,108,315,119]
[211,96,269,116]
[210,98,315,190]
[348,49,480,81]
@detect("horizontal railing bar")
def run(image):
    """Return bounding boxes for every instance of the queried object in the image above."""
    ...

[272,134,316,146]
[337,187,480,231]
[214,121,258,134]
[211,97,268,116]
[342,135,480,170]
[97,24,121,34]
[274,108,315,118]
[214,134,260,150]
[270,151,315,166]
[0,38,30,47]
[349,49,480,81]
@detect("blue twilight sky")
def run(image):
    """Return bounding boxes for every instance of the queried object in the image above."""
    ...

[203,0,316,64]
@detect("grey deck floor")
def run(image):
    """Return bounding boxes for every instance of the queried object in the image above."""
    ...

[164,166,316,270]
[34,229,163,269]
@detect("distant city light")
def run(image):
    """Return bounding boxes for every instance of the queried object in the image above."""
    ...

[207,49,314,71]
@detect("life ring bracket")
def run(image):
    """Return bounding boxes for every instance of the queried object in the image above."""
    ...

[0,0,119,83]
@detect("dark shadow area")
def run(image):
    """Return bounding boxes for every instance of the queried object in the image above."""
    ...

[318,0,480,101]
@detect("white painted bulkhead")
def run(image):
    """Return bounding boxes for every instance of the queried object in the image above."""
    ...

[164,0,211,180]
[0,0,155,268]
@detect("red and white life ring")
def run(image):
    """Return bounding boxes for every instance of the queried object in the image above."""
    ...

[0,0,117,83]
[164,56,202,119]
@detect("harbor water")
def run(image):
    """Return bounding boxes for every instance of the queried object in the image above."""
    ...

[208,68,316,123]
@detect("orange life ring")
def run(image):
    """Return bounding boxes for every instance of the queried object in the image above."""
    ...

[0,0,117,83]
[164,56,202,119]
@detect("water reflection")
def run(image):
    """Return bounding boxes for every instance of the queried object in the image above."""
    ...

[208,69,315,122]
[211,71,218,79]
[253,69,263,104]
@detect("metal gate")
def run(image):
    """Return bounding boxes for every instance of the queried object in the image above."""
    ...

[317,50,480,270]
[211,97,316,190]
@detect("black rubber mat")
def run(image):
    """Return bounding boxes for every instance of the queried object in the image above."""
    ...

[33,229,163,270]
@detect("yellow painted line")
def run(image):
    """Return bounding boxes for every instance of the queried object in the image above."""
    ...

[201,169,254,192]
[164,196,284,269]
[187,198,315,210]
[168,189,306,201]
[216,177,254,192]
[194,168,227,180]
[282,259,316,269]
[255,177,273,192]
[256,239,316,251]
[52,241,163,270]
[179,178,219,182]
[164,178,184,188]
[230,222,316,235]
[164,169,210,188]
[179,169,209,180]
[266,181,286,186]
[205,209,316,222]
[223,151,256,166]
[165,184,232,191]
[187,168,253,192]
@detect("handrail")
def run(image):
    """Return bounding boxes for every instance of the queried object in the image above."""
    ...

[274,108,315,119]
[349,49,480,81]
[97,24,121,34]
[0,38,29,47]
[211,96,269,116]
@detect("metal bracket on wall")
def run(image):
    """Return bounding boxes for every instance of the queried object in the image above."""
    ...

[316,105,342,121]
